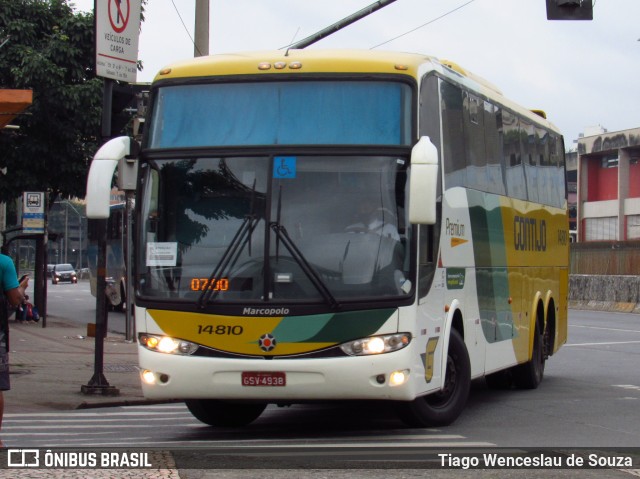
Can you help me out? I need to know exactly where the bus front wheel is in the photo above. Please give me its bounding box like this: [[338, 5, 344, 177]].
[[396, 329, 471, 427], [185, 400, 267, 427]]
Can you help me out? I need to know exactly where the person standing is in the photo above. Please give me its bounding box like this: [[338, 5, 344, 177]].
[[0, 253, 29, 446]]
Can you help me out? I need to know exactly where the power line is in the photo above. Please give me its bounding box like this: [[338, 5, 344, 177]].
[[170, 0, 201, 56], [370, 0, 476, 49]]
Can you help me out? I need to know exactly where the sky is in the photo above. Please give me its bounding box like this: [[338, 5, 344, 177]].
[[72, 0, 640, 148]]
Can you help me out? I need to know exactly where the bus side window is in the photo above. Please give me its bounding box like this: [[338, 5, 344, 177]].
[[419, 74, 441, 155], [146, 169, 160, 235], [418, 74, 442, 299], [502, 111, 527, 201], [483, 101, 506, 195], [441, 81, 466, 189], [418, 212, 441, 298]]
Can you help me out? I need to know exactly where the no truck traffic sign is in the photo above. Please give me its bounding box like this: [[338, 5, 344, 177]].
[[96, 0, 141, 83]]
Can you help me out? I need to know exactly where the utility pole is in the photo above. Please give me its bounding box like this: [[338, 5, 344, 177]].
[[194, 0, 209, 57], [546, 0, 593, 20]]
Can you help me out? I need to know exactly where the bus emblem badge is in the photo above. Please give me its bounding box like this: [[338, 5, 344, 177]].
[[258, 333, 277, 352]]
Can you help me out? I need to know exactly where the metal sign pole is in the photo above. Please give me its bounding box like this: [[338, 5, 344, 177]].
[[125, 191, 134, 342], [81, 218, 119, 396], [81, 76, 120, 396]]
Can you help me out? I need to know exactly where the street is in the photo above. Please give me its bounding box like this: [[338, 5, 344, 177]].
[[3, 292, 640, 477], [38, 280, 129, 335], [7, 295, 640, 452]]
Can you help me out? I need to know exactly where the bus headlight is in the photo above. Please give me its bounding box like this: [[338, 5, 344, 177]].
[[141, 369, 156, 384], [389, 369, 410, 386], [340, 333, 411, 356], [139, 334, 198, 355]]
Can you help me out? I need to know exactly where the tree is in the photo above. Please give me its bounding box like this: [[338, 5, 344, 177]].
[[0, 0, 102, 206]]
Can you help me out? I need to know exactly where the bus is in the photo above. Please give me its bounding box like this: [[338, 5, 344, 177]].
[[86, 49, 569, 428], [87, 202, 127, 311]]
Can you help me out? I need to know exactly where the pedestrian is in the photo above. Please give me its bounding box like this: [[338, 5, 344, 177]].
[[16, 294, 38, 324], [16, 294, 32, 323], [0, 253, 29, 447]]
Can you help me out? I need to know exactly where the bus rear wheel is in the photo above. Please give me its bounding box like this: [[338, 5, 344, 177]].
[[512, 322, 545, 389], [396, 329, 470, 427], [185, 400, 267, 427]]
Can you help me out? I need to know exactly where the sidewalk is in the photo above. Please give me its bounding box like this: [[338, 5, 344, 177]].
[[5, 316, 149, 414]]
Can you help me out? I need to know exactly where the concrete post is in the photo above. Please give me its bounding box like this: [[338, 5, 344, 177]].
[[618, 148, 630, 241], [194, 0, 209, 57], [577, 151, 589, 241]]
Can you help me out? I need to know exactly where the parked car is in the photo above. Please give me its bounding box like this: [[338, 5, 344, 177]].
[[47, 264, 55, 277], [51, 264, 78, 284]]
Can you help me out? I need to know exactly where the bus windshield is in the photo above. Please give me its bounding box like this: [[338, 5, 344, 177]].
[[148, 80, 412, 148], [138, 155, 412, 306]]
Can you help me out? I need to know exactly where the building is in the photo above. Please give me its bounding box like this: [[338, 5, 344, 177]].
[[576, 127, 640, 241], [565, 149, 577, 234]]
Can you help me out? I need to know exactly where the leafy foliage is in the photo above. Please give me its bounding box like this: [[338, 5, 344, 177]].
[[0, 0, 102, 205]]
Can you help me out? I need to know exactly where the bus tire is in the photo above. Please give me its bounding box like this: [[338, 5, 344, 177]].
[[512, 322, 545, 389], [396, 329, 470, 427], [185, 400, 267, 427]]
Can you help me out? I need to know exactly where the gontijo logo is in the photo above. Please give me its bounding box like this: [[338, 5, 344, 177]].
[[513, 215, 547, 251]]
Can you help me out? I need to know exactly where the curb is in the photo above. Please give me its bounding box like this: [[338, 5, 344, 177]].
[[569, 300, 640, 314]]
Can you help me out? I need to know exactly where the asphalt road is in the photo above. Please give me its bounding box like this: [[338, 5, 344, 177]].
[[40, 286, 640, 448], [42, 279, 130, 335], [13, 290, 640, 477]]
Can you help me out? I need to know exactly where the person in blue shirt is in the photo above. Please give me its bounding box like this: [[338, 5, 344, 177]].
[[0, 253, 29, 446]]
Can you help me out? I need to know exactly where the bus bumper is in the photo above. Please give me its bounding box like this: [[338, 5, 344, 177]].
[[137, 346, 420, 402]]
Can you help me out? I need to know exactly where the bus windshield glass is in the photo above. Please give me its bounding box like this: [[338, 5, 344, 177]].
[[148, 80, 412, 148], [138, 155, 412, 305]]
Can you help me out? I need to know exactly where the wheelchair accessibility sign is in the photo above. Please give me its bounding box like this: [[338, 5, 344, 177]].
[[273, 156, 296, 179]]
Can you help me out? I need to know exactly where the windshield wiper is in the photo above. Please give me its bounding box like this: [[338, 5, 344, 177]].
[[197, 181, 258, 309], [270, 222, 339, 309], [270, 185, 339, 309]]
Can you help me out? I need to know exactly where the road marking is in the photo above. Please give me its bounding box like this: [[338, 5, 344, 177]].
[[565, 340, 640, 347], [613, 384, 640, 391], [571, 325, 640, 334]]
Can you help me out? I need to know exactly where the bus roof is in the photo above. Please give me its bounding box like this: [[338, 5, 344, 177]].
[[153, 49, 436, 81], [153, 49, 561, 135]]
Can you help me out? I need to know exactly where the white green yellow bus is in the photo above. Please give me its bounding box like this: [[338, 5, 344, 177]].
[[86, 49, 569, 428]]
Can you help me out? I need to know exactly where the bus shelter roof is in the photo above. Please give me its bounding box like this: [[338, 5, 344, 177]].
[[0, 89, 33, 129]]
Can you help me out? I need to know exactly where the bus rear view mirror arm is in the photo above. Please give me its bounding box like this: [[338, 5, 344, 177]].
[[408, 136, 439, 225], [85, 136, 139, 219]]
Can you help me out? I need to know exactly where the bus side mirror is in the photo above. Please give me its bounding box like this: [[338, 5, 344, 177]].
[[86, 136, 138, 219], [408, 136, 439, 225]]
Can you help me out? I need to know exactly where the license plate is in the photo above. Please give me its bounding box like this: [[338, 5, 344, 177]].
[[241, 371, 286, 387]]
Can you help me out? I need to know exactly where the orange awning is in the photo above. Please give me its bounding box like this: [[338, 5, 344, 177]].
[[0, 89, 33, 129]]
